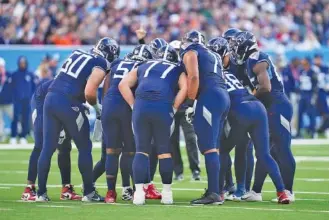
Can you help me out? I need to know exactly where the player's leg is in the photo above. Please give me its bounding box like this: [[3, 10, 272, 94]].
[[132, 100, 152, 205], [219, 130, 238, 201], [180, 112, 201, 180], [245, 141, 254, 192], [59, 100, 98, 202], [233, 135, 250, 200], [308, 103, 317, 138], [270, 99, 295, 198], [10, 102, 20, 144], [152, 104, 175, 205], [19, 98, 30, 143], [297, 97, 305, 137], [191, 89, 230, 205], [247, 101, 289, 204], [36, 95, 62, 201], [92, 136, 106, 184], [22, 105, 40, 201], [101, 101, 122, 203], [144, 140, 161, 199], [171, 115, 184, 180], [120, 108, 135, 201], [57, 132, 81, 200]]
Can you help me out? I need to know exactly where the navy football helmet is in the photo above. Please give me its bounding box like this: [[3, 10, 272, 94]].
[[207, 37, 229, 58], [230, 31, 258, 65], [181, 30, 206, 45], [156, 45, 179, 63], [222, 28, 241, 41], [93, 37, 120, 63], [130, 45, 153, 61], [149, 38, 168, 55]]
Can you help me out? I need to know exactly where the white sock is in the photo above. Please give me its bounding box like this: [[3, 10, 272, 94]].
[[144, 183, 150, 189], [135, 184, 144, 193], [162, 184, 171, 192]]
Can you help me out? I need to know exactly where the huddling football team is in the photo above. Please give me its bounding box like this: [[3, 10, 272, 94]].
[[20, 27, 296, 205]]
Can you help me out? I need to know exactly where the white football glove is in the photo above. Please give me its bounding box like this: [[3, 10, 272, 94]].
[[82, 103, 90, 115], [185, 99, 197, 124], [93, 103, 102, 119]]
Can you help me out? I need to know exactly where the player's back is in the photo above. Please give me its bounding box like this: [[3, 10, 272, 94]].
[[106, 58, 139, 99], [136, 59, 183, 103], [181, 43, 226, 92], [49, 49, 108, 102], [33, 79, 53, 108], [246, 51, 284, 95], [224, 67, 255, 104]]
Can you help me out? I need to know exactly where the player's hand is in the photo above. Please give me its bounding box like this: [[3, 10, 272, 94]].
[[173, 107, 177, 115], [185, 99, 197, 124], [135, 24, 147, 40], [93, 103, 102, 119], [82, 103, 90, 115]]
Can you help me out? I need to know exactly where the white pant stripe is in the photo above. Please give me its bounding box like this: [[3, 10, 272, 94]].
[[76, 112, 84, 132], [280, 114, 291, 133], [202, 106, 212, 127]]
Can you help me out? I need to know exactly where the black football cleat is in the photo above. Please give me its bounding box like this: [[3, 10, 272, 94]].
[[190, 189, 224, 205]]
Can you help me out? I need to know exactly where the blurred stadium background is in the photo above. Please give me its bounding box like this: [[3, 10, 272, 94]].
[[0, 0, 329, 142]]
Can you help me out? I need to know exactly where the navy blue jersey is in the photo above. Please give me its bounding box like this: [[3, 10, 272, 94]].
[[33, 79, 53, 109], [246, 51, 284, 94], [49, 50, 108, 102], [314, 65, 329, 93], [106, 58, 140, 97], [224, 68, 255, 103], [180, 43, 226, 92], [135, 60, 183, 103], [299, 68, 318, 95]]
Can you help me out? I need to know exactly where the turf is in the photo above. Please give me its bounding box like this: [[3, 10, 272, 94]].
[[0, 144, 328, 220]]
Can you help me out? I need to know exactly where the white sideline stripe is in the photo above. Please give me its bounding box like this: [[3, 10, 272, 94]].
[[1, 183, 329, 195], [37, 205, 77, 208], [0, 138, 328, 150]]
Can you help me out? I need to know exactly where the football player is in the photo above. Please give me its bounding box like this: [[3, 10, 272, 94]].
[[36, 37, 119, 202], [297, 58, 318, 138], [101, 45, 153, 203], [134, 28, 167, 198], [181, 30, 230, 205], [208, 37, 290, 204], [313, 54, 329, 135], [21, 79, 81, 201], [230, 31, 296, 202], [119, 45, 187, 205]]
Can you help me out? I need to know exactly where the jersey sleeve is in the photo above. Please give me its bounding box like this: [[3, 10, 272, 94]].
[[179, 43, 199, 60], [93, 56, 110, 73]]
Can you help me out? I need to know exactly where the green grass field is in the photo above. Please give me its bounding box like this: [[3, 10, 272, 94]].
[[0, 144, 328, 220]]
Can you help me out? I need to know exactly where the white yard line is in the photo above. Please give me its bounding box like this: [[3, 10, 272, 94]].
[[0, 208, 13, 211], [0, 187, 10, 189]]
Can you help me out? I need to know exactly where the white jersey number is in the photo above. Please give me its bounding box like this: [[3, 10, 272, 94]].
[[61, 51, 93, 79], [144, 61, 176, 78]]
